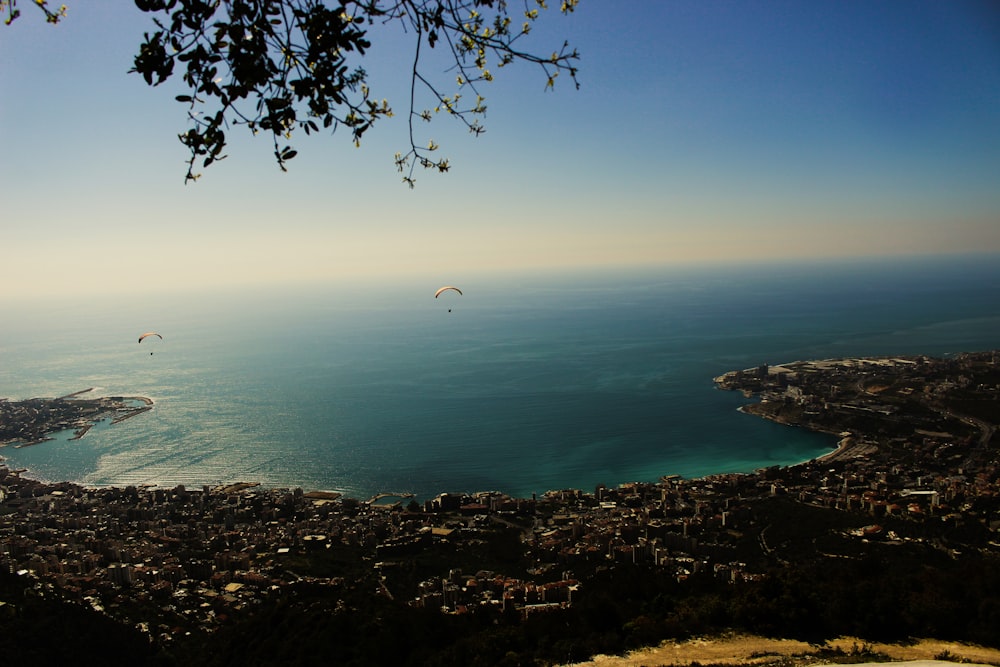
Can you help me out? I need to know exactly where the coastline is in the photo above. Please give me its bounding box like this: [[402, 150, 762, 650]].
[[3, 352, 999, 665], [722, 353, 1000, 473], [809, 434, 879, 465], [735, 404, 850, 468]]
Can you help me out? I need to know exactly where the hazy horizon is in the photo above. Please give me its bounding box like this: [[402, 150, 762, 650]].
[[2, 250, 997, 306], [2, 2, 998, 300]]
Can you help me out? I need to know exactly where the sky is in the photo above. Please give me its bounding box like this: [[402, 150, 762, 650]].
[[2, 1, 999, 299]]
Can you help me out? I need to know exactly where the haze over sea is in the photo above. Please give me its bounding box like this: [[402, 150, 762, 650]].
[[2, 255, 999, 501]]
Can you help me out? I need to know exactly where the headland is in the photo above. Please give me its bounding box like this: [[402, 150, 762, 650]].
[[714, 351, 999, 472]]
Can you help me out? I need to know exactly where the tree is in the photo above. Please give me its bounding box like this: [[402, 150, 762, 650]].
[[1, 0, 66, 25], [7, 1, 579, 185], [4, 0, 576, 186]]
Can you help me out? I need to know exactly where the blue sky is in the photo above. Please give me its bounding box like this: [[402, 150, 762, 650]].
[[2, 1, 998, 298]]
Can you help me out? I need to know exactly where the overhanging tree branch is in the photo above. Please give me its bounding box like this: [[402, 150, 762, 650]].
[[126, 0, 579, 184]]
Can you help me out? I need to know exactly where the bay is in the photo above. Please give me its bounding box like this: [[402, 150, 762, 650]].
[[2, 254, 998, 501]]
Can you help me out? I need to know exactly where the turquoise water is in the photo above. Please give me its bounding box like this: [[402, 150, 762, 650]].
[[2, 255, 999, 500]]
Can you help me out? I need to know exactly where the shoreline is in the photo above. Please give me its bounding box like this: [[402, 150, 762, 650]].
[[809, 434, 879, 464], [736, 404, 849, 468], [5, 346, 996, 498]]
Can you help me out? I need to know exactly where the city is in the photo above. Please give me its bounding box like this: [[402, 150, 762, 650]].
[[1, 351, 998, 662]]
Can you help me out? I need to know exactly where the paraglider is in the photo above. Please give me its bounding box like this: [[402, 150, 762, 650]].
[[138, 332, 162, 354], [434, 286, 462, 298], [435, 286, 462, 312]]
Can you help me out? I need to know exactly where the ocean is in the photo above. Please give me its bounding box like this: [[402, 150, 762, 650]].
[[2, 254, 999, 501]]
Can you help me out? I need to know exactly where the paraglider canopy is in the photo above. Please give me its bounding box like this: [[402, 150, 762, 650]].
[[138, 332, 162, 343], [434, 286, 462, 298]]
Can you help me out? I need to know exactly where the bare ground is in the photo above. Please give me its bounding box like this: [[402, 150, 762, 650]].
[[563, 635, 1000, 667]]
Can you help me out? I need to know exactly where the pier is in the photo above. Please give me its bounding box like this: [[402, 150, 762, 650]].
[[57, 388, 94, 399], [365, 493, 415, 508], [69, 423, 94, 440], [112, 405, 152, 424]]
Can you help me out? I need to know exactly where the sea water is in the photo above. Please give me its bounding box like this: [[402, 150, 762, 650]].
[[2, 254, 999, 500]]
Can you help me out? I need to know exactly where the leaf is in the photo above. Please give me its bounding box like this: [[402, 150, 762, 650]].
[[126, 0, 580, 185]]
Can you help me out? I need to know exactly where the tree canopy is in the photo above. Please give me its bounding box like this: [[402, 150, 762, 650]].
[[6, 0, 579, 185]]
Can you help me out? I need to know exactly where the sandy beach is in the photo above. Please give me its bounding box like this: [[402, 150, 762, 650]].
[[810, 435, 880, 464]]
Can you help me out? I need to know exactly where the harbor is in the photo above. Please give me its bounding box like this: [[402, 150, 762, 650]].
[[1, 391, 154, 448]]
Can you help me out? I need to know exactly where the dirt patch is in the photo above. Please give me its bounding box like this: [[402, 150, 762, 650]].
[[563, 635, 1000, 667]]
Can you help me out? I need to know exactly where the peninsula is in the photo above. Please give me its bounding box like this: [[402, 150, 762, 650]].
[[714, 350, 999, 471]]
